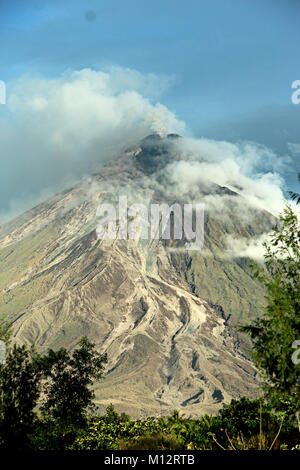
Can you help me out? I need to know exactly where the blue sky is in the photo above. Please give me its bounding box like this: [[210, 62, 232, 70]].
[[0, 0, 299, 218]]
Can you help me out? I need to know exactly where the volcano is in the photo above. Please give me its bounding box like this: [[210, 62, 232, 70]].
[[0, 134, 276, 418]]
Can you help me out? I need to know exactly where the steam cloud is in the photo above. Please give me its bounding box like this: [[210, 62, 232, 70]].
[[0, 66, 184, 223], [0, 65, 298, 238], [165, 137, 293, 216]]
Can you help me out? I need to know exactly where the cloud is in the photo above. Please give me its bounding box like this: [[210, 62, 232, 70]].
[[223, 233, 272, 262], [164, 137, 293, 217], [0, 66, 184, 223], [196, 105, 300, 194], [0, 66, 298, 228]]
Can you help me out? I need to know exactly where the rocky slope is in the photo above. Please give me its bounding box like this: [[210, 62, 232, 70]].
[[0, 134, 276, 417]]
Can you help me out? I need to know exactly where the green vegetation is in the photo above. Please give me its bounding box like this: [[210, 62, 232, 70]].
[[1, 390, 299, 450], [1, 329, 299, 450], [35, 337, 107, 427], [0, 336, 107, 449], [0, 203, 299, 451], [241, 204, 300, 422], [0, 344, 41, 449], [70, 399, 299, 451]]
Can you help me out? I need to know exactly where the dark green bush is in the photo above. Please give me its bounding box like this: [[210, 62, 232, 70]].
[[119, 432, 184, 450]]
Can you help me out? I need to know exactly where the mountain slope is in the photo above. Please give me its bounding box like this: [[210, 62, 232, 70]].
[[0, 135, 275, 417]]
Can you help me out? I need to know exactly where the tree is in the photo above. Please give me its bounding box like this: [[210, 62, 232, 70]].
[[0, 344, 41, 449], [36, 337, 107, 428], [241, 204, 300, 421], [0, 335, 107, 448]]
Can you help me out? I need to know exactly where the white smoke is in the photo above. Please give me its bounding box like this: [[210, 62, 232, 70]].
[[0, 66, 298, 227], [0, 67, 185, 223], [223, 233, 272, 262], [166, 137, 294, 217]]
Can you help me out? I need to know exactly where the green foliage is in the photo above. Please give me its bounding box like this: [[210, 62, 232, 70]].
[[219, 397, 271, 437], [119, 432, 184, 450], [0, 344, 41, 449], [30, 414, 79, 451], [241, 205, 300, 415], [0, 329, 298, 450], [186, 398, 299, 450], [0, 336, 107, 449], [71, 399, 299, 451], [1, 372, 299, 452], [36, 337, 107, 428], [71, 406, 167, 450]]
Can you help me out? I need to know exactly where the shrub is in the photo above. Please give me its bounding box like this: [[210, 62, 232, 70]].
[[118, 432, 184, 450]]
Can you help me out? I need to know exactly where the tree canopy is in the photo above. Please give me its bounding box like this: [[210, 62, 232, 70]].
[[241, 204, 300, 418], [0, 337, 107, 448]]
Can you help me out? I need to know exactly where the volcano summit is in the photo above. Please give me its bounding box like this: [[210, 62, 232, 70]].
[[0, 134, 276, 417]]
